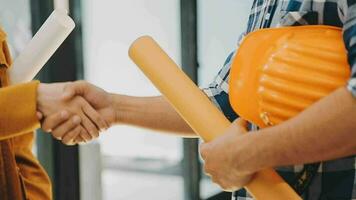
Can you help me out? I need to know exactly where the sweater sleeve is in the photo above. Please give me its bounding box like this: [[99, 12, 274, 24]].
[[0, 81, 40, 140]]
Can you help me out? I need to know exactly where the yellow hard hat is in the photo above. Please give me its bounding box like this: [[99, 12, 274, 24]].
[[229, 25, 351, 127]]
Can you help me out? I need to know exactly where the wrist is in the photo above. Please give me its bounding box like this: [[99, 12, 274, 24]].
[[249, 129, 288, 171], [110, 94, 143, 125], [233, 133, 274, 174], [36, 83, 47, 110], [110, 93, 125, 124]]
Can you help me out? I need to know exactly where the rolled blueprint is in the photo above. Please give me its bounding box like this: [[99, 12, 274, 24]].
[[129, 36, 301, 200], [8, 9, 75, 84]]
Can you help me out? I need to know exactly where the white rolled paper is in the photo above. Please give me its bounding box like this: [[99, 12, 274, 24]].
[[8, 9, 75, 84]]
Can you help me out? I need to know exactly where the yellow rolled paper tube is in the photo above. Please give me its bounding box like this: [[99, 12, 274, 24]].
[[129, 36, 301, 200]]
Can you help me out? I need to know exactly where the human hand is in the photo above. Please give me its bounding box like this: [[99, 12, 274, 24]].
[[37, 82, 108, 145], [44, 81, 117, 144], [62, 81, 117, 125], [199, 119, 254, 192]]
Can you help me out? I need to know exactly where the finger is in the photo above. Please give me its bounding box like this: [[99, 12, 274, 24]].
[[234, 118, 248, 128], [73, 134, 86, 144], [211, 177, 219, 185], [62, 81, 87, 100], [82, 101, 108, 130], [42, 111, 69, 132], [199, 143, 210, 160], [61, 82, 76, 100], [80, 112, 99, 140], [52, 116, 81, 140], [203, 164, 211, 176], [37, 112, 43, 120], [62, 125, 82, 145], [78, 128, 92, 143], [219, 183, 233, 192]]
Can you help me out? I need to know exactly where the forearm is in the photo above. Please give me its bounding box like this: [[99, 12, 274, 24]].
[[111, 94, 196, 137], [245, 87, 356, 171]]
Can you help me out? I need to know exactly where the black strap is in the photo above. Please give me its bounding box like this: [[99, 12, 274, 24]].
[[292, 162, 321, 195]]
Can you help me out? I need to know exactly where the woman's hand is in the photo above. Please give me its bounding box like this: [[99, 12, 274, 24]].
[[36, 82, 108, 145]]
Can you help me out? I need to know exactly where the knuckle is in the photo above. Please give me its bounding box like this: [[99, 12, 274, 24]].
[[199, 150, 206, 159], [205, 166, 212, 174], [211, 177, 219, 185], [203, 165, 210, 174], [63, 81, 73, 90], [199, 145, 209, 158], [220, 183, 229, 190], [76, 80, 88, 88]]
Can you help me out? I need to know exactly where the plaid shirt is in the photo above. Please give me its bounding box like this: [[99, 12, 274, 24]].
[[202, 0, 356, 199]]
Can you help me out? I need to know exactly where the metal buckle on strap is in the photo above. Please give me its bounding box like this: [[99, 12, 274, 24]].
[[260, 112, 274, 126]]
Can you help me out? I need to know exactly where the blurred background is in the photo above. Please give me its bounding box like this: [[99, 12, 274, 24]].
[[0, 0, 251, 199]]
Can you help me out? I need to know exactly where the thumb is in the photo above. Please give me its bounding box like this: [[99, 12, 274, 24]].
[[62, 81, 86, 100]]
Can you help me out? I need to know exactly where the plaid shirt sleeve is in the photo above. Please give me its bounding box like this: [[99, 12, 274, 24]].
[[202, 51, 239, 122], [342, 1, 356, 97]]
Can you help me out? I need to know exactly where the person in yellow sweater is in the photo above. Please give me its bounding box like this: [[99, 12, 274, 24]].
[[0, 28, 107, 199]]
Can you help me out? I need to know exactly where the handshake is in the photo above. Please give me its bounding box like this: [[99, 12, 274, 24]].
[[36, 81, 117, 145]]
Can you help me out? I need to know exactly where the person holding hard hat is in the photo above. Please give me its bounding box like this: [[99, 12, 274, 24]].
[[0, 27, 108, 199], [44, 0, 356, 199]]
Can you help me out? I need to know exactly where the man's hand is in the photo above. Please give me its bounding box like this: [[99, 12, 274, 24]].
[[200, 119, 254, 192], [42, 81, 117, 144], [62, 81, 117, 126], [37, 83, 108, 145]]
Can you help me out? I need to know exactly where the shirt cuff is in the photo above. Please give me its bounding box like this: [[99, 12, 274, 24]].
[[202, 87, 239, 122]]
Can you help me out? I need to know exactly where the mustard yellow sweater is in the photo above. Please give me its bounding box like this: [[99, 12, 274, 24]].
[[0, 26, 52, 200]]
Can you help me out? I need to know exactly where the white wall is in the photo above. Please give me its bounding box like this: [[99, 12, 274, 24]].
[[82, 1, 254, 199], [197, 1, 253, 198], [198, 0, 253, 86], [82, 0, 182, 160], [0, 0, 32, 57]]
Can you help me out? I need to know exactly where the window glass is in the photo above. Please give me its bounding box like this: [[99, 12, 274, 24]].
[[82, 1, 183, 199], [197, 0, 253, 198], [0, 1, 32, 59]]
